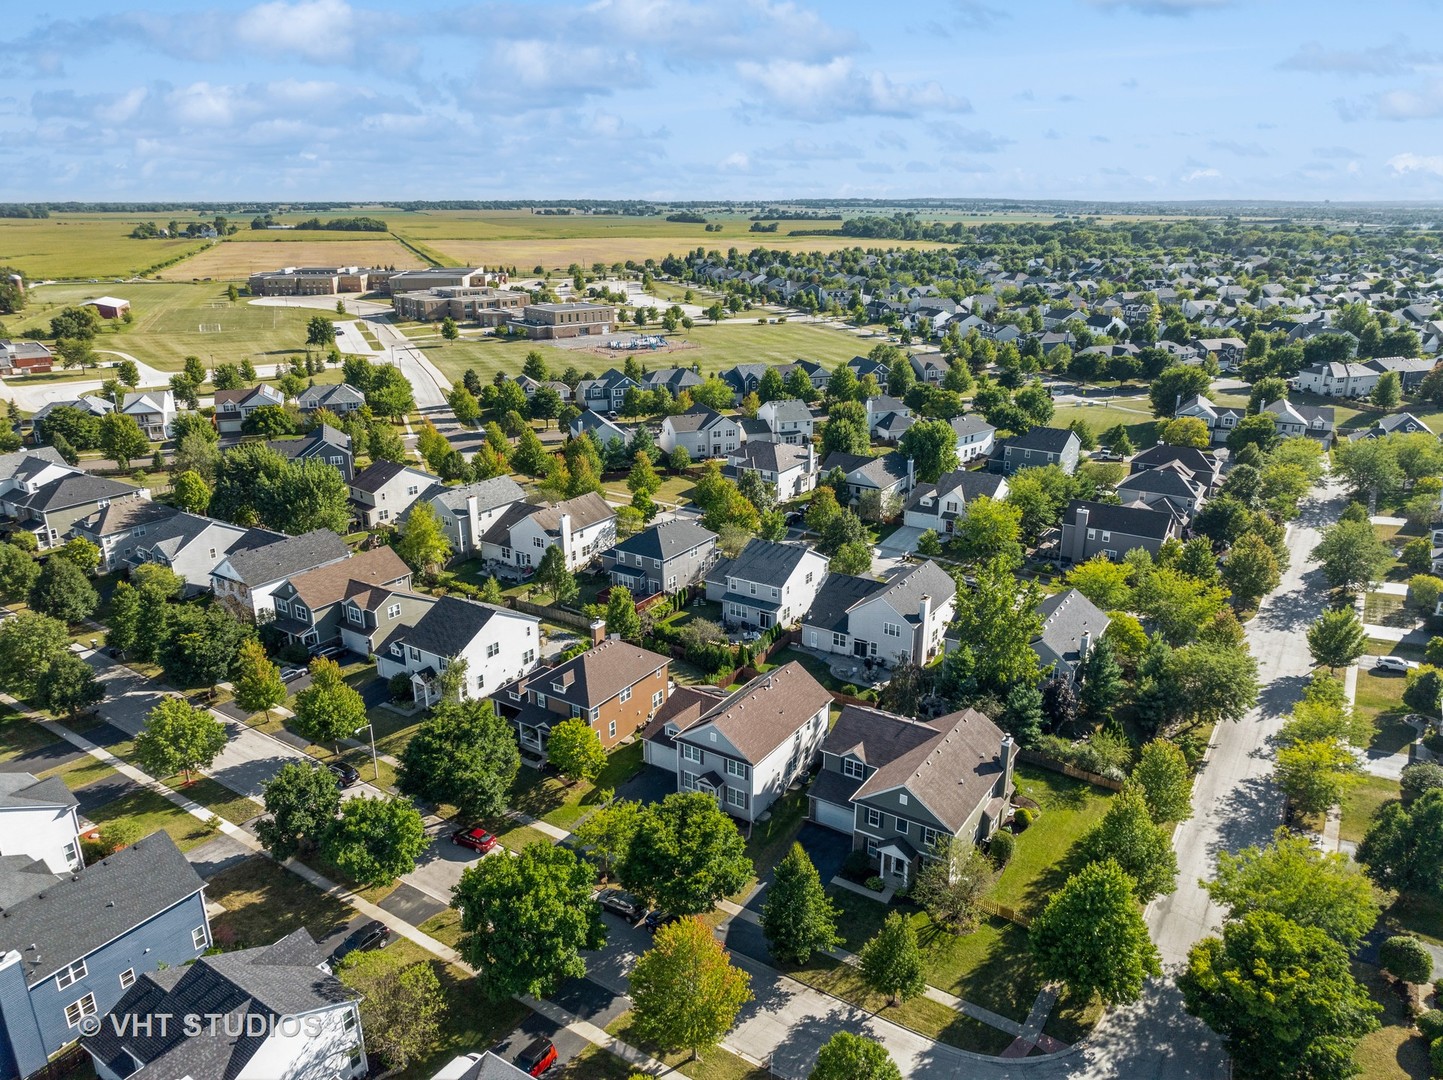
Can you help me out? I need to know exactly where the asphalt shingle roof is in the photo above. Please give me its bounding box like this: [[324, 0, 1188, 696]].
[[388, 595, 515, 659], [610, 519, 716, 563], [524, 639, 669, 708], [675, 661, 832, 763], [218, 529, 349, 586]]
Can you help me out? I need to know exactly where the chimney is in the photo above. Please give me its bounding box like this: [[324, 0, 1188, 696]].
[[906, 457, 915, 490], [466, 494, 479, 550], [999, 733, 1015, 796], [1079, 630, 1092, 662], [916, 594, 931, 664], [589, 618, 606, 646], [806, 442, 815, 476], [559, 512, 573, 568]]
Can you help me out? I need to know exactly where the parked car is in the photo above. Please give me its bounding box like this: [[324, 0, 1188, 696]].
[[452, 826, 499, 854], [327, 761, 361, 788], [280, 666, 306, 682], [643, 910, 679, 934], [595, 887, 645, 922], [517, 1037, 558, 1077], [1374, 656, 1419, 673], [331, 919, 390, 962]]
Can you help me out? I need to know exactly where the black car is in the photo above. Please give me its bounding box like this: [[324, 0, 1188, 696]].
[[643, 910, 679, 934], [331, 919, 390, 962], [327, 761, 361, 788], [595, 887, 645, 922]]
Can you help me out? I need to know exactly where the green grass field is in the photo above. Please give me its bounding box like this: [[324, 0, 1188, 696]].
[[989, 765, 1115, 917], [0, 214, 210, 279]]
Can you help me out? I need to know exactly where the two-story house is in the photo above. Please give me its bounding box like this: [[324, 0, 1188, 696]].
[[569, 410, 634, 448], [0, 774, 81, 874], [1347, 412, 1435, 442], [996, 427, 1081, 476], [211, 529, 351, 621], [213, 384, 285, 435], [1262, 398, 1335, 447], [950, 415, 996, 464], [901, 470, 1009, 536], [0, 832, 209, 1080], [268, 423, 354, 481], [411, 476, 526, 558], [800, 559, 956, 667], [79, 504, 279, 594], [808, 704, 1016, 889], [725, 441, 817, 501], [83, 929, 365, 1080], [1129, 443, 1223, 494], [0, 457, 148, 551], [704, 538, 829, 631], [297, 381, 367, 416], [658, 407, 742, 460], [269, 547, 415, 654], [600, 519, 718, 596], [1114, 463, 1207, 522], [754, 399, 816, 445], [864, 395, 913, 444], [655, 662, 831, 824], [1031, 588, 1111, 682], [717, 364, 771, 403], [120, 391, 177, 441], [908, 352, 950, 385], [819, 451, 915, 508], [479, 492, 616, 573], [1059, 500, 1181, 564], [495, 639, 670, 760], [575, 369, 640, 414], [349, 460, 434, 529], [376, 595, 541, 706]]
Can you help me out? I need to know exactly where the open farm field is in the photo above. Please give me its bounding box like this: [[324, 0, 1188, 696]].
[[0, 214, 209, 279], [156, 238, 426, 279]]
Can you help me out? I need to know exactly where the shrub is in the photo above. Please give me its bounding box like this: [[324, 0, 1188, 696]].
[[1431, 1036, 1443, 1078], [989, 831, 1015, 867], [842, 850, 872, 881], [1013, 807, 1034, 831], [388, 673, 413, 703], [1381, 935, 1434, 984], [1402, 762, 1443, 802], [1418, 1010, 1443, 1042], [840, 684, 859, 697], [865, 876, 885, 892], [1426, 732, 1443, 756], [1427, 636, 1443, 668]]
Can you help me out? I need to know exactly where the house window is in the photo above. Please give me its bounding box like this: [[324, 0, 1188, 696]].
[[608, 720, 617, 738], [64, 994, 97, 1029], [726, 758, 749, 780], [408, 646, 421, 662], [895, 817, 909, 835], [832, 632, 847, 648], [390, 643, 402, 658], [387, 604, 401, 619], [898, 793, 909, 806], [533, 536, 545, 548], [682, 772, 698, 791], [620, 686, 632, 704], [536, 693, 548, 708], [1086, 528, 1096, 540], [726, 787, 747, 810], [681, 743, 703, 763], [192, 925, 209, 950], [842, 757, 865, 780], [865, 838, 879, 857], [487, 642, 500, 658], [55, 960, 88, 991], [864, 807, 882, 829], [62, 840, 79, 867], [805, 572, 813, 584], [883, 622, 902, 638], [1100, 531, 1111, 543], [119, 968, 135, 990], [652, 689, 664, 707], [523, 649, 536, 664], [274, 600, 289, 616], [344, 1011, 357, 1032], [919, 826, 940, 849], [476, 674, 485, 690], [347, 606, 363, 624]]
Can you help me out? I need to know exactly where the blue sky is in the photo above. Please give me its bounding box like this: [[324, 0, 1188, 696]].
[[3, 0, 1443, 201]]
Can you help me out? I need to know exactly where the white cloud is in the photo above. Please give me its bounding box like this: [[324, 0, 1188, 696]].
[[1181, 167, 1220, 182], [1376, 81, 1443, 120], [1387, 152, 1443, 178], [235, 0, 358, 61], [1279, 39, 1438, 77], [736, 57, 969, 121], [1088, 0, 1232, 13]]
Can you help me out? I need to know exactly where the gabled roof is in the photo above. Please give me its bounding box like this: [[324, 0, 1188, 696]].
[[675, 661, 831, 763], [425, 475, 526, 515], [1003, 426, 1079, 454], [869, 559, 957, 620], [386, 595, 527, 659], [524, 639, 669, 707], [80, 498, 182, 538], [950, 415, 995, 439], [759, 399, 813, 423], [527, 491, 615, 533], [609, 519, 717, 562], [18, 472, 139, 513], [350, 458, 428, 493], [1033, 589, 1111, 672], [1065, 498, 1177, 540], [664, 406, 728, 433], [297, 382, 365, 408], [706, 538, 821, 589], [267, 424, 351, 462], [729, 441, 812, 474], [803, 574, 887, 632], [0, 773, 76, 811], [121, 390, 173, 415], [820, 450, 910, 489], [283, 546, 410, 610], [216, 529, 349, 586], [1130, 443, 1219, 477]]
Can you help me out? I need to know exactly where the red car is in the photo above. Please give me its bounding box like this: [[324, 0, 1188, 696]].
[[452, 826, 498, 854], [517, 1037, 557, 1076]]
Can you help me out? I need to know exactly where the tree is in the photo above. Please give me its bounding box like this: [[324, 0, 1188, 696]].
[[1150, 366, 1211, 416], [398, 697, 520, 823], [1401, 761, 1443, 802], [898, 419, 960, 483], [912, 836, 996, 932], [1311, 519, 1392, 594], [1357, 788, 1443, 896], [1206, 829, 1380, 949], [55, 537, 100, 573], [1180, 912, 1380, 1080], [630, 916, 752, 1061], [859, 912, 926, 1007], [1334, 437, 1404, 505], [1130, 739, 1192, 823], [293, 657, 368, 754], [820, 402, 871, 457], [1221, 532, 1280, 608], [627, 451, 661, 498], [1078, 788, 1179, 903], [1157, 416, 1211, 448], [1078, 636, 1124, 727], [0, 543, 37, 601], [761, 843, 841, 964], [620, 792, 752, 915], [98, 412, 149, 470], [605, 585, 642, 642], [1030, 859, 1161, 1005], [1403, 665, 1443, 715], [1378, 934, 1432, 984], [455, 841, 606, 999], [0, 612, 71, 698], [257, 761, 342, 860], [547, 718, 607, 785], [572, 798, 643, 880], [241, 404, 295, 437], [534, 544, 578, 605], [158, 604, 251, 688], [1225, 413, 1280, 456], [336, 951, 443, 1074], [28, 556, 97, 623], [133, 697, 227, 784], [394, 500, 452, 573], [943, 557, 1042, 697], [305, 314, 336, 346], [1371, 370, 1402, 409], [232, 638, 287, 720], [34, 652, 103, 720], [1274, 738, 1359, 817], [512, 428, 550, 476], [809, 1032, 902, 1080], [171, 469, 212, 514], [692, 376, 734, 411], [1001, 679, 1045, 746], [320, 795, 427, 887], [1065, 556, 1134, 610], [829, 540, 872, 576], [1306, 607, 1368, 671]]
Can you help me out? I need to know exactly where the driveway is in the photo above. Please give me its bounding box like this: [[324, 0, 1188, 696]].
[[404, 821, 502, 905], [745, 823, 848, 915], [876, 525, 930, 559]]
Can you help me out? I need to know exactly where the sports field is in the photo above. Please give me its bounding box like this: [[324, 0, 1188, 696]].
[[155, 239, 427, 280]]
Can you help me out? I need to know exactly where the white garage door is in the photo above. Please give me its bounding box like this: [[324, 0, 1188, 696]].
[[811, 797, 855, 835]]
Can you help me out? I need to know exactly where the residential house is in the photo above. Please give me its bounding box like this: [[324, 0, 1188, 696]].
[[495, 639, 670, 760], [478, 492, 616, 572], [800, 559, 956, 667], [297, 382, 366, 416], [575, 369, 640, 413], [1114, 462, 1207, 521], [1192, 337, 1246, 370], [950, 415, 996, 463], [349, 459, 434, 528], [267, 424, 354, 481], [902, 470, 1009, 536], [996, 427, 1081, 476], [0, 453, 147, 550], [269, 547, 415, 654], [807, 705, 1016, 888], [213, 384, 284, 435], [83, 929, 365, 1080], [641, 367, 703, 397], [120, 391, 177, 441], [1263, 398, 1335, 446], [717, 364, 771, 403], [658, 407, 742, 459], [1129, 443, 1223, 493], [657, 662, 832, 823], [819, 450, 915, 508], [28, 397, 112, 443], [377, 595, 542, 707], [412, 475, 526, 557], [432, 1053, 531, 1079], [1366, 355, 1434, 392], [1031, 589, 1111, 681], [1347, 412, 1434, 441], [601, 519, 718, 596], [77, 502, 278, 593], [909, 352, 950, 384], [864, 396, 913, 443], [704, 538, 829, 631], [0, 833, 208, 1080], [0, 774, 81, 874], [569, 410, 634, 448], [847, 355, 892, 390], [1295, 361, 1378, 399], [777, 359, 830, 392], [755, 399, 816, 445], [211, 529, 351, 621], [1174, 394, 1246, 445], [726, 441, 817, 501], [1060, 500, 1181, 564]]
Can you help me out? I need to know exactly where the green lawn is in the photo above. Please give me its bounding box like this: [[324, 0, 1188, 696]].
[[1363, 592, 1413, 628], [605, 1012, 770, 1080], [1338, 775, 1402, 844], [43, 755, 118, 791], [206, 854, 355, 950], [509, 741, 646, 830], [1351, 960, 1433, 1079], [0, 213, 210, 278], [1049, 401, 1157, 449], [0, 717, 64, 763], [85, 787, 219, 852], [1385, 890, 1443, 946], [163, 776, 265, 825], [1353, 670, 1419, 758], [419, 908, 462, 949]]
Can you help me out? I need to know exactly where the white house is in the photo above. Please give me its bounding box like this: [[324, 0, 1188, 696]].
[[800, 559, 956, 667], [210, 529, 351, 621], [950, 415, 996, 463], [755, 399, 816, 445], [703, 538, 829, 630], [120, 390, 177, 440], [659, 407, 742, 459], [349, 460, 434, 529], [410, 476, 526, 557], [0, 774, 81, 874], [902, 470, 1009, 535], [726, 441, 817, 501], [376, 595, 542, 706], [479, 491, 617, 573]]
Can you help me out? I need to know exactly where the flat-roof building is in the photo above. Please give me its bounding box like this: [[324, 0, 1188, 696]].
[[247, 266, 395, 296], [507, 302, 613, 340], [392, 286, 527, 324]]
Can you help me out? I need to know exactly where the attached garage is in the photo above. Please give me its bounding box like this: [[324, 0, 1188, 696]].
[[809, 795, 855, 835], [808, 769, 861, 835]]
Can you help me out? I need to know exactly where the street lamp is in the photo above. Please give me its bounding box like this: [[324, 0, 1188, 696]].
[[356, 722, 379, 781]]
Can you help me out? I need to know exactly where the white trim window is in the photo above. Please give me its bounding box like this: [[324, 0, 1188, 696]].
[[620, 685, 632, 704], [681, 743, 703, 764], [842, 757, 865, 780], [65, 994, 97, 1029], [725, 758, 749, 780], [608, 720, 617, 738], [192, 925, 209, 950], [883, 622, 902, 639], [864, 807, 882, 829], [55, 960, 87, 991], [726, 787, 747, 810]]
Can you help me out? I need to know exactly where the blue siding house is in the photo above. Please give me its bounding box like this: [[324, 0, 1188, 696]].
[[0, 832, 207, 1080]]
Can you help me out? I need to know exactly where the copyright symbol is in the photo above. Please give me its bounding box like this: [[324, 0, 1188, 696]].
[[77, 1015, 101, 1036]]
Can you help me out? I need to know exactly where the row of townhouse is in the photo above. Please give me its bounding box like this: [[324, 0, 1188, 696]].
[[1293, 355, 1433, 398], [1175, 394, 1336, 447]]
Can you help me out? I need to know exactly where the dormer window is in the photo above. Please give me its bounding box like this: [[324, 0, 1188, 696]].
[[842, 757, 865, 780]]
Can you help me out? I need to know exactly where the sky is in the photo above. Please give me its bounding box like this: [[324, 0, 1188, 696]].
[[3, 0, 1443, 202]]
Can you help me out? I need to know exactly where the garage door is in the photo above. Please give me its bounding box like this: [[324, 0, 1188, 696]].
[[810, 796, 855, 835]]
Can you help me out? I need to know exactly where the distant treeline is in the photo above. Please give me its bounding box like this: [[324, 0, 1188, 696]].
[[0, 205, 49, 218], [666, 212, 708, 224], [749, 209, 841, 220], [252, 214, 388, 232]]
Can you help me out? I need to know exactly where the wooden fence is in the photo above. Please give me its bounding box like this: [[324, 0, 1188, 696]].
[[1016, 747, 1125, 791], [978, 898, 1031, 928], [509, 597, 595, 631]]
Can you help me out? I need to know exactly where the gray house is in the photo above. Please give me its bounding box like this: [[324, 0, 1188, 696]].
[[704, 538, 829, 631], [808, 704, 1016, 889], [349, 459, 434, 528], [268, 423, 354, 481], [819, 451, 915, 507], [211, 529, 352, 621], [601, 519, 718, 596], [997, 427, 1081, 476], [269, 547, 416, 654], [1031, 588, 1111, 681], [297, 381, 366, 416], [77, 503, 279, 594], [1060, 500, 1181, 564], [412, 475, 526, 557]]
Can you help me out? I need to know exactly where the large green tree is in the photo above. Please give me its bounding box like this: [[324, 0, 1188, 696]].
[[1311, 519, 1391, 594], [1274, 738, 1359, 817], [1129, 740, 1193, 824], [98, 412, 150, 470], [231, 638, 287, 720], [336, 951, 444, 1074], [898, 419, 960, 484], [761, 842, 841, 964], [293, 656, 368, 753], [397, 696, 520, 822], [859, 912, 926, 1006], [158, 604, 252, 688], [394, 500, 452, 572], [1077, 788, 1179, 903], [319, 795, 427, 887], [34, 652, 103, 720], [630, 916, 752, 1061], [134, 697, 227, 784], [1306, 607, 1368, 671], [809, 1032, 902, 1080], [0, 612, 72, 698], [1357, 788, 1443, 897], [28, 556, 98, 623], [546, 717, 607, 785], [942, 557, 1042, 698], [620, 792, 753, 916], [257, 761, 342, 860]]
